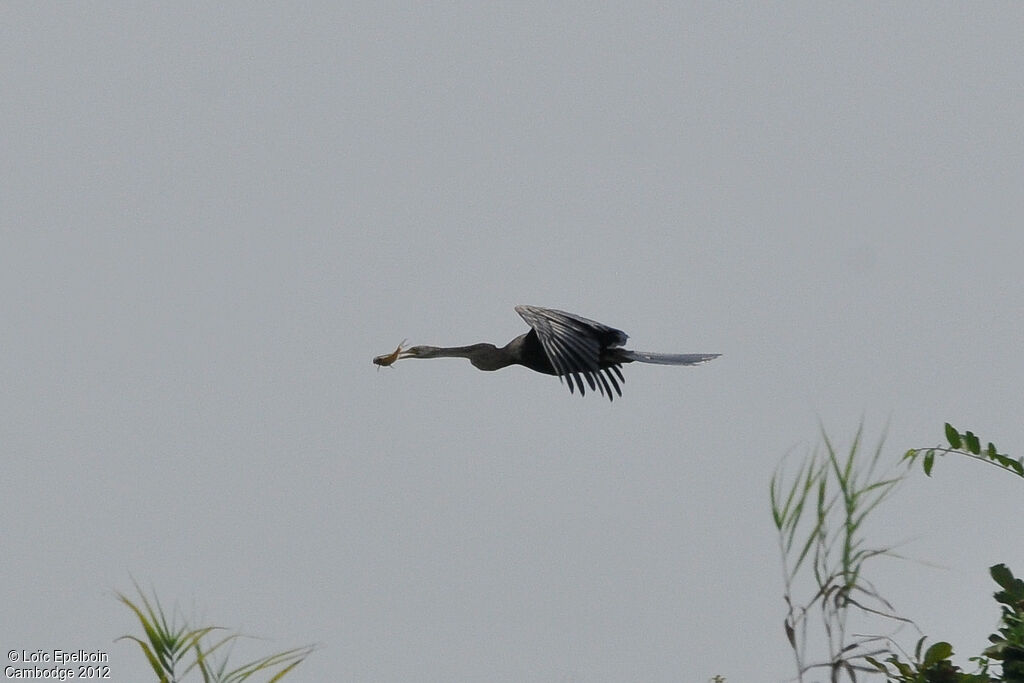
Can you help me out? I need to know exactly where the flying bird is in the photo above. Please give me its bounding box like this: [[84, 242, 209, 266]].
[[373, 305, 719, 401]]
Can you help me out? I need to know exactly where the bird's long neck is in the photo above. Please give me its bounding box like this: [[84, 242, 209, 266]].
[[414, 344, 513, 371], [412, 344, 489, 359]]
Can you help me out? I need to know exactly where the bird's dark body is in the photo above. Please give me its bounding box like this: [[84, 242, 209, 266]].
[[380, 305, 719, 401], [506, 329, 630, 376], [505, 331, 556, 374]]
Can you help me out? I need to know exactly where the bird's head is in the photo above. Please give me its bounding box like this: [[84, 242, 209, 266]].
[[372, 342, 431, 368]]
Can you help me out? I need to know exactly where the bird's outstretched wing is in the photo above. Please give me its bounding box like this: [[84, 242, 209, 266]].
[[514, 305, 627, 399]]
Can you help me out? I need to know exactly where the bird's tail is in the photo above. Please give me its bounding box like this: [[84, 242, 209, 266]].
[[621, 350, 720, 365]]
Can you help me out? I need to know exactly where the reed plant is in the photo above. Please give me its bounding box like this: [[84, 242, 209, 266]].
[[117, 583, 314, 683], [771, 425, 911, 682]]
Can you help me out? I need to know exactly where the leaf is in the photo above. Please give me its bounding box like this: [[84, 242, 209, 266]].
[[115, 636, 169, 683], [945, 423, 962, 449], [992, 564, 1015, 590], [923, 640, 953, 666], [863, 656, 889, 674], [964, 431, 981, 455], [914, 635, 927, 660], [893, 659, 915, 677], [266, 658, 306, 683], [990, 563, 1024, 607], [923, 450, 935, 476]]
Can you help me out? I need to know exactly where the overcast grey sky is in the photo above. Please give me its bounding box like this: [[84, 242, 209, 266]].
[[3, 3, 1023, 682]]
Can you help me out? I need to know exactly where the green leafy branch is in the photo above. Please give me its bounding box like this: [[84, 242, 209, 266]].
[[864, 636, 991, 682], [865, 421, 1024, 682], [862, 564, 1024, 683], [986, 564, 1024, 682], [904, 424, 1023, 478]]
